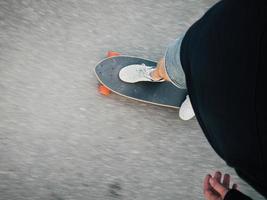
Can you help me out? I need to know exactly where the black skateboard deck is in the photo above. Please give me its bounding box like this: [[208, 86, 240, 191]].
[[95, 55, 187, 109]]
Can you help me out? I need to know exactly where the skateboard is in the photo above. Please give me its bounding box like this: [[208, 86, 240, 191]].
[[95, 51, 187, 109]]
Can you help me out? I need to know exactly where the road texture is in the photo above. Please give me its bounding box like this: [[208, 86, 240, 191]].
[[0, 0, 265, 199]]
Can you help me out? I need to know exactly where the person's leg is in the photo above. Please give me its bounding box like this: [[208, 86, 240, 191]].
[[150, 58, 171, 81], [120, 35, 185, 85], [163, 34, 195, 120]]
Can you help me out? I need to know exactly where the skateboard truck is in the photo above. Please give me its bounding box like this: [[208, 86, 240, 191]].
[[98, 51, 121, 95]]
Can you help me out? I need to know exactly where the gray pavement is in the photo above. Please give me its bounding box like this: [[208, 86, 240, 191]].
[[0, 0, 265, 199]]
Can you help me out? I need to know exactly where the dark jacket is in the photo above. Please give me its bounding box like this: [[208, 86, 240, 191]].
[[180, 0, 267, 199]]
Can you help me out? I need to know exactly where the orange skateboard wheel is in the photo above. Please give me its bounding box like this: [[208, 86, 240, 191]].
[[107, 51, 121, 58], [98, 84, 111, 96]]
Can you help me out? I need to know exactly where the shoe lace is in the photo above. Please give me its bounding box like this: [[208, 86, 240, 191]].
[[136, 64, 153, 80]]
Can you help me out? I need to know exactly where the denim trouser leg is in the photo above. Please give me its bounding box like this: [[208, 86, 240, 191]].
[[164, 33, 187, 89]]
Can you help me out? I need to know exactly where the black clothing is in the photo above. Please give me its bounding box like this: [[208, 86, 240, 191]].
[[224, 189, 252, 200], [180, 0, 267, 199]]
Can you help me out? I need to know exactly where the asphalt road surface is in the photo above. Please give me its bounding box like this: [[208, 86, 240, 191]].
[[0, 0, 265, 199]]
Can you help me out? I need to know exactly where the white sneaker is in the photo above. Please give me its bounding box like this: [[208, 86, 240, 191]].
[[179, 95, 195, 120], [119, 64, 164, 83]]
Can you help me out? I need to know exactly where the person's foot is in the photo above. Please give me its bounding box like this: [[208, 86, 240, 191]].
[[179, 95, 195, 120], [119, 64, 164, 83]]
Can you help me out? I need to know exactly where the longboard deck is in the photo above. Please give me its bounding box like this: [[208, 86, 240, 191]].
[[95, 56, 187, 109]]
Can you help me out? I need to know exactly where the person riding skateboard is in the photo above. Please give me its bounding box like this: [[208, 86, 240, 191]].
[[119, 0, 267, 199]]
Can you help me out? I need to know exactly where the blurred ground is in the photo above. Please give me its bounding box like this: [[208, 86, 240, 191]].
[[0, 0, 265, 199]]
